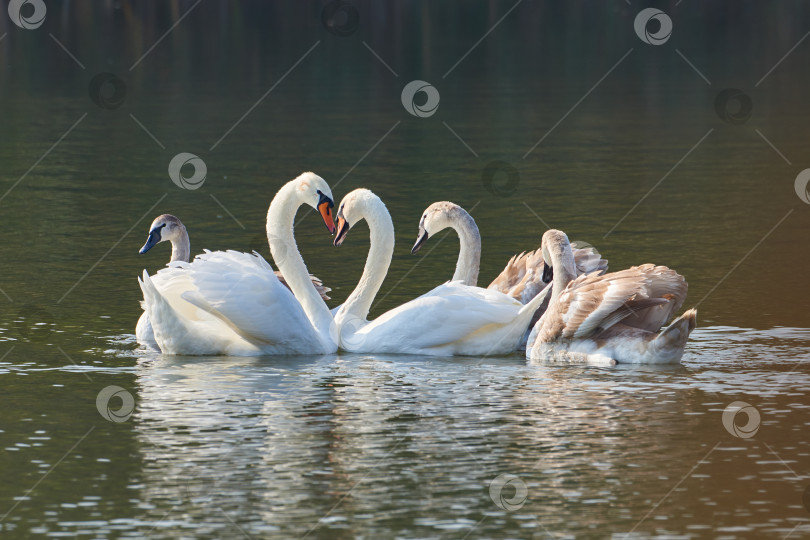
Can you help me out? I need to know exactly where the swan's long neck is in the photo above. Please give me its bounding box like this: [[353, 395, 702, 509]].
[[450, 212, 481, 285], [550, 242, 578, 304], [170, 226, 190, 263], [341, 198, 395, 322], [267, 183, 332, 332]]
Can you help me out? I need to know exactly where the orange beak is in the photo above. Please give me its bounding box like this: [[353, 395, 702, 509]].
[[318, 200, 336, 234]]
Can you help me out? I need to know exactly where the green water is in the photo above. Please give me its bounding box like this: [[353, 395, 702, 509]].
[[2, 1, 810, 538]]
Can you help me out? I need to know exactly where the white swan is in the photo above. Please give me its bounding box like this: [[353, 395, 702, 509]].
[[411, 200, 608, 317], [526, 229, 697, 365], [138, 172, 339, 356], [331, 189, 550, 356], [135, 213, 332, 350]]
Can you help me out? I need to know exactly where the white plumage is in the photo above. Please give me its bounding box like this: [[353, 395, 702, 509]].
[[332, 189, 549, 356], [137, 172, 338, 356]]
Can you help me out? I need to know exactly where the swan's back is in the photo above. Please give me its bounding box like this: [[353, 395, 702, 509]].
[[535, 264, 688, 344], [488, 244, 608, 304], [143, 250, 323, 355], [346, 281, 526, 354]]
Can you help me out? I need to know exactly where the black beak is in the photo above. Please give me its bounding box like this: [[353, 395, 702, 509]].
[[542, 262, 553, 283], [411, 228, 429, 254], [139, 229, 161, 254], [334, 217, 350, 247]]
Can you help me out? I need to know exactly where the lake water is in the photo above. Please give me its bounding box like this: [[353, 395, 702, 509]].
[[2, 1, 810, 538]]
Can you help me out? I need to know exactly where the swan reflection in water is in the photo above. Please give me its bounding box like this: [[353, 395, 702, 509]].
[[130, 326, 810, 537]]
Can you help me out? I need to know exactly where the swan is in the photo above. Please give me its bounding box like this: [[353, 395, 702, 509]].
[[526, 229, 697, 365], [135, 213, 332, 350], [331, 189, 550, 356], [411, 201, 608, 319], [137, 172, 339, 356]]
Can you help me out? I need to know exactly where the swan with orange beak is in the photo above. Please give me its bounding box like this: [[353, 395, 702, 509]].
[[138, 172, 340, 355]]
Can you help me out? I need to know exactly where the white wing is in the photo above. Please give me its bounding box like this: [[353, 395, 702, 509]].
[[343, 281, 524, 353], [140, 270, 262, 356], [135, 311, 159, 351], [143, 250, 322, 355]]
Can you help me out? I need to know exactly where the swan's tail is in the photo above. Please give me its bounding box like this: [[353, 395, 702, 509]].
[[518, 281, 552, 319], [138, 271, 158, 313], [513, 282, 553, 350], [138, 270, 190, 354], [652, 308, 697, 357]]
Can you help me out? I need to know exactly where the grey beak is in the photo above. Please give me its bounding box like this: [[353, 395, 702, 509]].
[[411, 228, 429, 254], [139, 229, 161, 254]]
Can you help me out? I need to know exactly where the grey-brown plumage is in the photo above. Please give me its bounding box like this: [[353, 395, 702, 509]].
[[527, 229, 697, 365], [488, 243, 608, 329]]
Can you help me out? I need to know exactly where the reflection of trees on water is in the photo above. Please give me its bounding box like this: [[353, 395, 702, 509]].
[[2, 1, 807, 89]]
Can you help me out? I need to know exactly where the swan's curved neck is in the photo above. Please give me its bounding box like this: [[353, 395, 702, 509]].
[[341, 199, 395, 323], [550, 242, 578, 304], [267, 183, 332, 333], [449, 212, 481, 285], [170, 227, 190, 263]]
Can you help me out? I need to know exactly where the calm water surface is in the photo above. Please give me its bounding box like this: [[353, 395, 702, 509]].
[[2, 2, 810, 538]]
